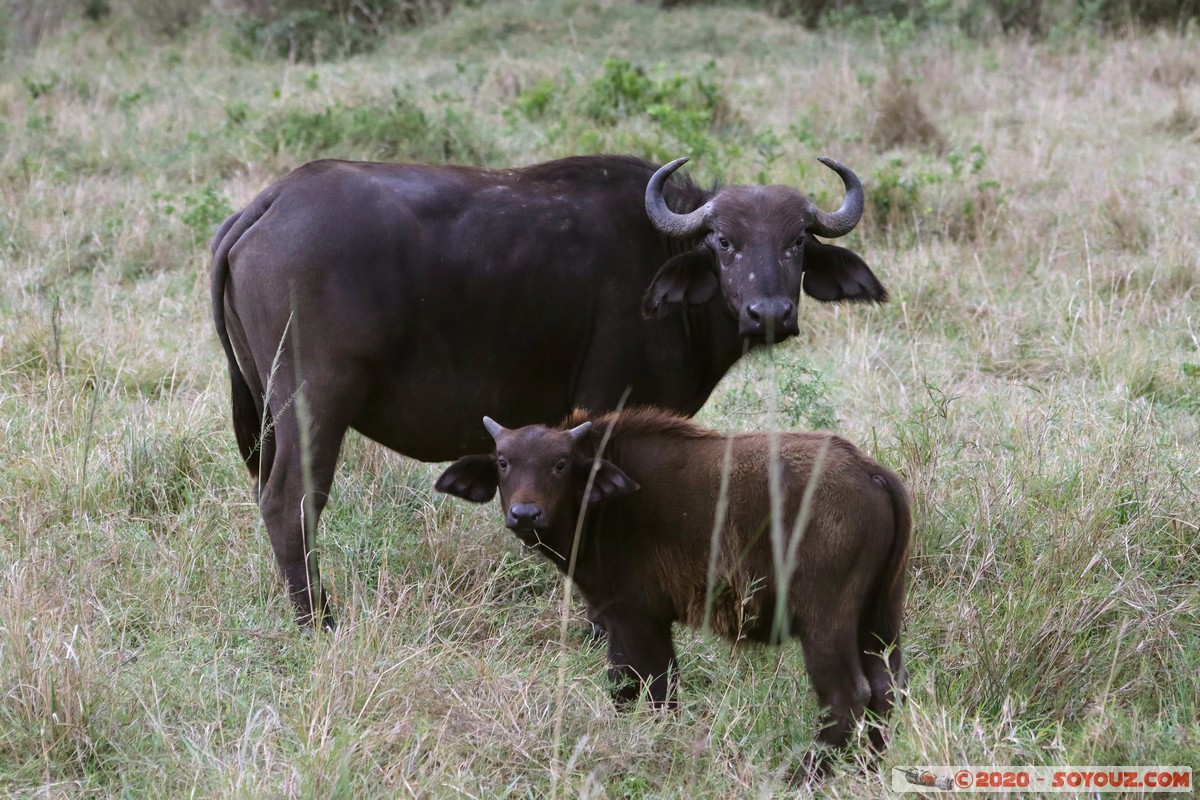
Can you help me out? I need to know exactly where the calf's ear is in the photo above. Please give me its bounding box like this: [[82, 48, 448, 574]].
[[434, 455, 497, 503], [581, 458, 640, 505], [801, 240, 888, 303], [643, 248, 718, 318]]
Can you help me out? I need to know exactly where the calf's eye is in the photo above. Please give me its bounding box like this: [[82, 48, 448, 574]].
[[497, 457, 508, 471], [553, 459, 567, 474]]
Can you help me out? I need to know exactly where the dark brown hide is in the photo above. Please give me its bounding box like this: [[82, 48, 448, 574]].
[[212, 155, 886, 626], [436, 408, 911, 769]]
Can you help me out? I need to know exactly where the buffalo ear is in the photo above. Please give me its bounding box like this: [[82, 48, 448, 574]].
[[434, 455, 497, 503], [643, 248, 718, 318], [802, 239, 888, 303], [579, 458, 640, 505]]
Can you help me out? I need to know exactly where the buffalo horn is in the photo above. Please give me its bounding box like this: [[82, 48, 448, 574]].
[[567, 421, 592, 442], [645, 158, 711, 238], [482, 416, 506, 441], [808, 157, 865, 239]]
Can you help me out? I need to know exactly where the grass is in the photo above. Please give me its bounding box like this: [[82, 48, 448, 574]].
[[2, 2, 1199, 797]]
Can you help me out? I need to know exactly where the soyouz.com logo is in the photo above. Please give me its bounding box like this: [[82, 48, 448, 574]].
[[891, 766, 1192, 793]]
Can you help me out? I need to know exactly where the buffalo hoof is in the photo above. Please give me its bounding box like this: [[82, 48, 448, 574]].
[[299, 616, 337, 636], [294, 594, 337, 633], [787, 749, 834, 788]]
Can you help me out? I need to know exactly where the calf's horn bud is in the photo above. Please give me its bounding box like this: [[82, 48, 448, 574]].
[[567, 421, 592, 442], [483, 416, 506, 441]]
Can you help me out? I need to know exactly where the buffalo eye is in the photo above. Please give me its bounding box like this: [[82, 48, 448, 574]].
[[497, 457, 508, 472], [553, 459, 567, 474], [717, 235, 731, 250]]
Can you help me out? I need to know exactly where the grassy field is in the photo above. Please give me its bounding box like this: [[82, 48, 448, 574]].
[[2, 1, 1199, 797]]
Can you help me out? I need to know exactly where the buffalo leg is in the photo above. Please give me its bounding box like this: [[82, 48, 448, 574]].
[[605, 613, 677, 708], [585, 602, 607, 640], [860, 635, 904, 754], [798, 618, 870, 775], [258, 386, 351, 630]]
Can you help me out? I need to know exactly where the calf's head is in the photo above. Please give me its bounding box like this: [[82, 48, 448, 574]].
[[435, 417, 639, 551], [644, 157, 887, 342]]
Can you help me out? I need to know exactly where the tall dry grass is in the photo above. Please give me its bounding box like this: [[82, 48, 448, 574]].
[[1, 2, 1198, 797]]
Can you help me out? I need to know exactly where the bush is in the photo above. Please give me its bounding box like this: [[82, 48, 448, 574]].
[[714, 356, 839, 430], [180, 181, 235, 245], [508, 57, 743, 177], [258, 92, 496, 165], [233, 0, 475, 61], [867, 147, 1008, 242], [869, 71, 945, 153], [0, 0, 77, 51], [650, 0, 1200, 34]]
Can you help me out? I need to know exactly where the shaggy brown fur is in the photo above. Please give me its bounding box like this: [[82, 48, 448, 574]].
[[436, 407, 911, 769]]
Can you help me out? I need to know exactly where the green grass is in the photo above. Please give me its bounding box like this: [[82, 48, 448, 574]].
[[2, 2, 1199, 797]]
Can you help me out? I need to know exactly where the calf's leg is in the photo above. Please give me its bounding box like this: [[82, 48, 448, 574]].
[[860, 635, 904, 754], [605, 614, 677, 708], [798, 614, 871, 776]]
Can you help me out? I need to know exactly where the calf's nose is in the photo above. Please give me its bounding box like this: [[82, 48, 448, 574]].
[[507, 502, 545, 530]]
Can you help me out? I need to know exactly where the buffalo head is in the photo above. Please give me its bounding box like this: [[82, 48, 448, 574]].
[[434, 416, 638, 551], [643, 157, 886, 342]]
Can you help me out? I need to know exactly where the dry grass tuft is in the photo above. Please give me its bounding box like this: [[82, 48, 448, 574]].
[[1148, 50, 1199, 88], [1160, 92, 1200, 140], [0, 561, 103, 774], [869, 69, 946, 154], [1094, 187, 1154, 252]]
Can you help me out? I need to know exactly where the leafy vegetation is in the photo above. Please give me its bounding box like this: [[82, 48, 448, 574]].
[[256, 92, 497, 164], [658, 0, 1200, 34], [1, 1, 1198, 797], [233, 0, 485, 61]]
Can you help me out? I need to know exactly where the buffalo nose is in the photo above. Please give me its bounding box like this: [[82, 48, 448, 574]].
[[741, 298, 799, 340], [506, 502, 545, 530]]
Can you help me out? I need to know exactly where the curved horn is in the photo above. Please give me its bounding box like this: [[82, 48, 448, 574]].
[[645, 157, 711, 238], [567, 421, 592, 443], [809, 157, 865, 239], [482, 416, 506, 441]]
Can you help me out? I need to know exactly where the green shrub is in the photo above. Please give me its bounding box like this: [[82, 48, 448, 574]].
[[258, 92, 496, 165], [126, 0, 205, 37], [867, 148, 1008, 242], [150, 183, 233, 250], [513, 79, 556, 119], [714, 356, 838, 430], [651, 0, 1200, 34], [507, 57, 744, 177], [233, 0, 478, 61], [582, 57, 733, 135], [180, 181, 235, 245], [869, 156, 937, 233]]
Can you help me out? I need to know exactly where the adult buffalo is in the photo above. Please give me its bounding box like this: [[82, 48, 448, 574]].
[[211, 154, 887, 627]]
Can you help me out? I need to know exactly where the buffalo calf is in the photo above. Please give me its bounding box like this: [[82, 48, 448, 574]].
[[436, 408, 911, 768]]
